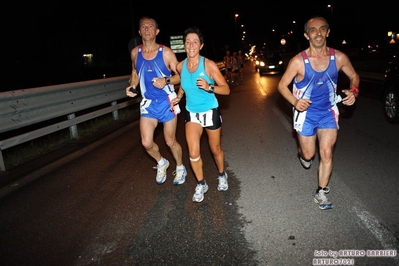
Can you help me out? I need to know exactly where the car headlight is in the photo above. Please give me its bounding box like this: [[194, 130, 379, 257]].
[[260, 61, 265, 67]]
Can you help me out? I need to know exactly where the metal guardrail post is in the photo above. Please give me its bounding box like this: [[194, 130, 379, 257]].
[[112, 101, 119, 121], [0, 151, 5, 172], [68, 113, 78, 139]]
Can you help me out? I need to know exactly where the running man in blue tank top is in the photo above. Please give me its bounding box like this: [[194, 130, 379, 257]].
[[126, 16, 187, 186], [173, 27, 230, 203], [278, 16, 360, 210]]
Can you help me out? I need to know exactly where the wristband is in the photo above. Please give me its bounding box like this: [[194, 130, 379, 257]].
[[208, 84, 215, 93], [165, 77, 170, 85], [351, 86, 359, 97]]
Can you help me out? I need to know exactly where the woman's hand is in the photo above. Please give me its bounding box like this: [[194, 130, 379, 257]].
[[196, 78, 209, 91]]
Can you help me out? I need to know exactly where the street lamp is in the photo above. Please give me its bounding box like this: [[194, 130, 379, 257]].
[[327, 5, 333, 20], [234, 14, 239, 30], [234, 14, 239, 49]]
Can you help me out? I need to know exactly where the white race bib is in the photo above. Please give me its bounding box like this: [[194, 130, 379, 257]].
[[189, 109, 214, 127]]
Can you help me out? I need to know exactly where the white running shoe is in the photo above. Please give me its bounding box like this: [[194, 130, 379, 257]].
[[299, 156, 312, 169], [155, 159, 169, 184], [314, 187, 332, 210], [172, 166, 187, 185], [192, 182, 209, 202], [217, 172, 228, 191]]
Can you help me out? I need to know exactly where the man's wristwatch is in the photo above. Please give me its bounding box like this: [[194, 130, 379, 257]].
[[165, 77, 170, 85], [208, 84, 215, 93]]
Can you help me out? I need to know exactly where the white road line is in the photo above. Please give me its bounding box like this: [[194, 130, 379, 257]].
[[352, 205, 399, 260], [272, 107, 292, 132]]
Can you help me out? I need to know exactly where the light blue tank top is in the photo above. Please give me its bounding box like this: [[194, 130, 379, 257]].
[[181, 56, 218, 113]]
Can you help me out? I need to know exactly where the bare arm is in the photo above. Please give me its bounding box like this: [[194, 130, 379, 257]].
[[201, 58, 230, 95], [335, 50, 360, 105], [126, 47, 139, 97], [175, 61, 185, 99], [163, 46, 181, 85], [277, 54, 312, 111], [169, 61, 185, 107]]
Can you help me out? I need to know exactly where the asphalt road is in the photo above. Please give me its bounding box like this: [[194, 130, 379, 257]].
[[0, 64, 398, 266]]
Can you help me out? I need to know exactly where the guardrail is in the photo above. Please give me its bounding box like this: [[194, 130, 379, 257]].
[[0, 75, 140, 171], [0, 61, 226, 172]]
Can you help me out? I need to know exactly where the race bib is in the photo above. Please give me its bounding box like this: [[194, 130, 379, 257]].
[[189, 109, 214, 127], [293, 109, 306, 132]]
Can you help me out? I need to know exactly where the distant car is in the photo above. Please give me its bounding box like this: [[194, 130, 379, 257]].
[[381, 54, 399, 124], [255, 53, 284, 75]]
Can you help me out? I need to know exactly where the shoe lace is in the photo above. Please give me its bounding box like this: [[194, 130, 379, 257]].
[[173, 168, 184, 175], [153, 163, 167, 172], [153, 166, 162, 175], [218, 175, 227, 185], [195, 184, 203, 194], [318, 190, 328, 202]]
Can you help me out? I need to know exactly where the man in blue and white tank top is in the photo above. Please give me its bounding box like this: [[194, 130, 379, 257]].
[[126, 16, 187, 186], [278, 16, 360, 210]]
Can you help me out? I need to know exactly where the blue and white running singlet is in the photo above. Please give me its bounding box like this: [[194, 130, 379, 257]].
[[136, 44, 179, 122], [292, 48, 341, 136]]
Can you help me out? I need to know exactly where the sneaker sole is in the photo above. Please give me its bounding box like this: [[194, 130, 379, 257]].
[[192, 185, 208, 202], [156, 179, 166, 185], [173, 172, 186, 185], [217, 186, 228, 191], [193, 196, 204, 203], [173, 179, 186, 185], [318, 203, 333, 210], [314, 198, 333, 210]]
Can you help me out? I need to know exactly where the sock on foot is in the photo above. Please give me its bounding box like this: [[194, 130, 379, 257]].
[[157, 158, 166, 166], [316, 187, 329, 193], [176, 165, 185, 171]]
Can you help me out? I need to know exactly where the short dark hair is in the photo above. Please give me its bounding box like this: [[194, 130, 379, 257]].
[[139, 16, 159, 29], [183, 26, 204, 44], [304, 16, 329, 33]]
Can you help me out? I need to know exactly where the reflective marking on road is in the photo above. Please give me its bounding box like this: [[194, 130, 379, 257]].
[[352, 205, 399, 263], [272, 107, 292, 132], [256, 81, 267, 96]]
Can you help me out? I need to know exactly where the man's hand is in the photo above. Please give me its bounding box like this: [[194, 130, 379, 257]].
[[340, 89, 357, 106], [295, 98, 312, 111], [126, 86, 138, 97]]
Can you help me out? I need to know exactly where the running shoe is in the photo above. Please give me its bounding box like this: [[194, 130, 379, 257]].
[[172, 166, 187, 185], [192, 182, 209, 202], [299, 155, 312, 169], [155, 159, 169, 184], [217, 172, 228, 191], [314, 187, 332, 210]]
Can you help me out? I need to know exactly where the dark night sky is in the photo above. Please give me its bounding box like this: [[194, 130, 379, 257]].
[[3, 0, 397, 91]]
